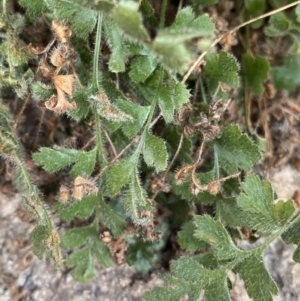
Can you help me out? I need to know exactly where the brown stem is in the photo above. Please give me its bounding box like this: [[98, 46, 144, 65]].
[[191, 140, 205, 188], [12, 93, 31, 134], [103, 127, 117, 158]]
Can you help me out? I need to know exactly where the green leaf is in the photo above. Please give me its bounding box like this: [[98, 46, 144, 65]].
[[243, 53, 269, 95], [111, 0, 150, 42], [273, 200, 295, 226], [204, 51, 240, 91], [178, 221, 207, 252], [91, 238, 112, 267], [145, 255, 225, 301], [218, 197, 244, 228], [126, 236, 162, 272], [143, 132, 168, 171], [72, 8, 97, 39], [245, 0, 265, 17], [61, 225, 96, 248], [161, 7, 215, 41], [66, 245, 96, 283], [104, 17, 129, 72], [152, 41, 190, 73], [33, 147, 79, 173], [115, 98, 150, 138], [71, 0, 114, 12], [193, 215, 241, 260], [140, 0, 158, 27], [237, 175, 280, 234], [0, 104, 11, 132], [204, 274, 231, 301], [70, 88, 91, 121], [100, 199, 126, 237], [264, 12, 290, 37], [213, 125, 261, 174], [59, 195, 98, 221], [0, 39, 29, 67], [47, 0, 78, 19], [171, 255, 207, 282], [129, 55, 157, 83], [245, 0, 266, 28], [31, 82, 55, 101], [19, 0, 45, 16], [282, 216, 300, 262], [234, 254, 278, 301], [106, 158, 133, 195], [272, 56, 300, 91], [174, 82, 190, 111], [122, 171, 151, 223], [152, 8, 214, 72], [29, 224, 50, 260], [70, 149, 97, 178], [158, 85, 175, 123]]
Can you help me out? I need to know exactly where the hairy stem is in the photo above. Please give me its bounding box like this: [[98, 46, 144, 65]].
[[92, 13, 107, 165], [133, 68, 164, 160], [159, 0, 168, 29], [93, 13, 103, 90]]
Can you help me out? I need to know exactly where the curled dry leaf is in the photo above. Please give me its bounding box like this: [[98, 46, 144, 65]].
[[45, 89, 76, 113], [50, 44, 76, 68], [73, 176, 98, 200], [53, 74, 74, 96], [27, 43, 46, 55], [58, 184, 70, 202], [52, 20, 72, 44], [39, 57, 55, 79]]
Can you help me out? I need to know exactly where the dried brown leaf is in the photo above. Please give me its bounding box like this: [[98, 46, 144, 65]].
[[73, 176, 98, 200], [53, 74, 74, 96], [52, 20, 72, 44]]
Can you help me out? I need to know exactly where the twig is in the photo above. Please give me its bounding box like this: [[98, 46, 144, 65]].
[[191, 140, 205, 189], [12, 93, 31, 134], [103, 127, 117, 158], [150, 113, 162, 128], [31, 106, 46, 150], [81, 136, 96, 151], [94, 136, 140, 181], [181, 1, 300, 84], [163, 133, 184, 180]]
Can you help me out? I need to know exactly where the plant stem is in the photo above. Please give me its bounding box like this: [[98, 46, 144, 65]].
[[160, 0, 168, 29], [92, 13, 107, 165], [182, 0, 300, 83], [93, 13, 103, 90], [133, 68, 164, 160], [199, 76, 207, 105], [258, 212, 300, 253], [2, 0, 7, 16], [94, 112, 107, 165], [16, 156, 52, 228], [213, 144, 219, 179]]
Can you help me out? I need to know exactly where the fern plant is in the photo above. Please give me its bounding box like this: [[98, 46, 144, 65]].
[[1, 0, 300, 300]]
